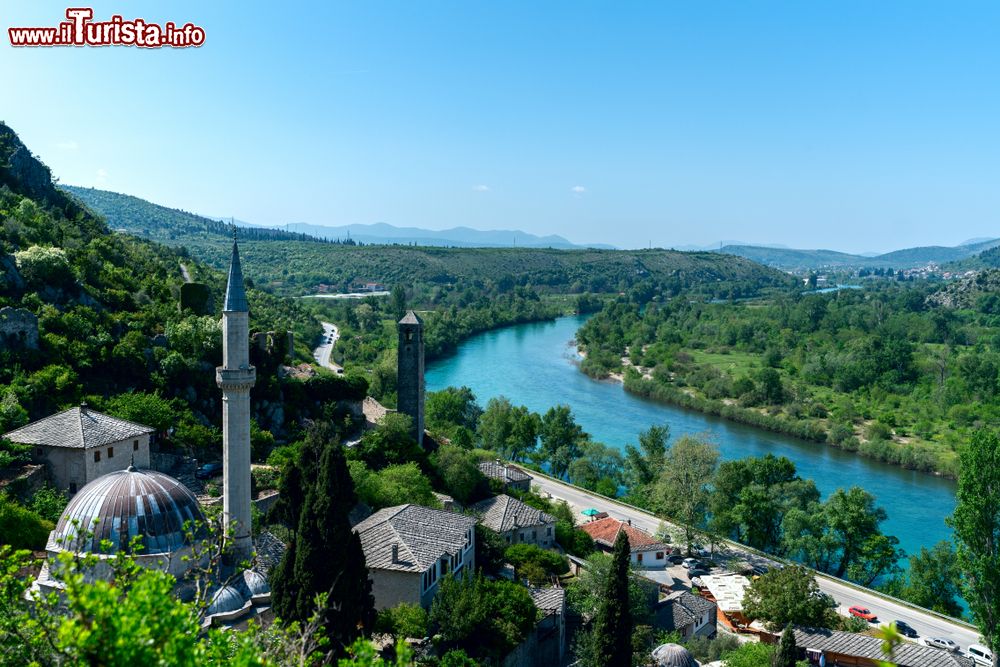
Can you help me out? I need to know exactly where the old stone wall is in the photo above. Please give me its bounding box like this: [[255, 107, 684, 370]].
[[0, 307, 38, 349]]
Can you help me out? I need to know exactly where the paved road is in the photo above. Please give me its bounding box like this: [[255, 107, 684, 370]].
[[531, 473, 981, 653], [312, 321, 343, 373]]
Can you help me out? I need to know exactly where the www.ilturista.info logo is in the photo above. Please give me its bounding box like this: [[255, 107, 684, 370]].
[[8, 8, 205, 48]]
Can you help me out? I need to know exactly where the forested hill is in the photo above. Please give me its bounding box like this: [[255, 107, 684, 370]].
[[718, 239, 1000, 272], [60, 185, 337, 245], [0, 121, 325, 445]]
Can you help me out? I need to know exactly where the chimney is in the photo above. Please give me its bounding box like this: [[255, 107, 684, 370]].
[[627, 518, 632, 526], [391, 543, 399, 563]]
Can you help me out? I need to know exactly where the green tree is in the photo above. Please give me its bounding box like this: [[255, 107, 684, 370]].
[[655, 436, 719, 552], [352, 413, 428, 471], [742, 566, 835, 631], [272, 424, 376, 658], [504, 543, 568, 584], [724, 642, 776, 667], [429, 571, 538, 663], [590, 531, 633, 667], [623, 425, 669, 492], [425, 387, 482, 438], [773, 624, 798, 667], [431, 444, 488, 505], [898, 541, 963, 618], [390, 284, 408, 321], [0, 494, 52, 550], [349, 461, 439, 510], [949, 429, 1000, 663], [539, 405, 586, 478], [375, 603, 428, 641]]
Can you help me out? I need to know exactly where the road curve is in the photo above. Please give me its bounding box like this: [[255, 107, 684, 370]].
[[312, 321, 343, 373], [529, 471, 980, 652]]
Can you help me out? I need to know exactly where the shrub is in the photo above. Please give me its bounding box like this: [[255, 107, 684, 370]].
[[0, 494, 53, 550]]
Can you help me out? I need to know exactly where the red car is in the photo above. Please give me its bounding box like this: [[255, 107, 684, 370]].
[[849, 606, 878, 622]]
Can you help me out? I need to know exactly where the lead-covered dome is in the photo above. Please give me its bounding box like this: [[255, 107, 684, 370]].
[[51, 467, 207, 556], [652, 643, 699, 667]]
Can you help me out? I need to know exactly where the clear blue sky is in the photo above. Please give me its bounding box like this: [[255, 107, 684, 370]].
[[2, 1, 999, 252]]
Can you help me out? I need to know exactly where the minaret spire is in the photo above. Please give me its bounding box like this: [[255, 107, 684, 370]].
[[216, 236, 256, 562]]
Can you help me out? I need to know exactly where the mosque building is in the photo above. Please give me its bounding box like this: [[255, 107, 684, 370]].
[[25, 238, 271, 627]]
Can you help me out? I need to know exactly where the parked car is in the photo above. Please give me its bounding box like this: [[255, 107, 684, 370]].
[[967, 644, 993, 666], [893, 621, 918, 638], [849, 606, 878, 622], [925, 637, 959, 652], [682, 558, 700, 569], [196, 462, 223, 479], [687, 568, 710, 579], [667, 554, 686, 565]]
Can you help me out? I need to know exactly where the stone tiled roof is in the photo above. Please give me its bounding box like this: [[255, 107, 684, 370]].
[[478, 461, 532, 484], [658, 591, 716, 632], [471, 494, 556, 534], [580, 516, 667, 552], [792, 627, 975, 667], [5, 406, 154, 450], [398, 310, 422, 325], [529, 586, 566, 615], [353, 504, 477, 573], [224, 240, 248, 312]]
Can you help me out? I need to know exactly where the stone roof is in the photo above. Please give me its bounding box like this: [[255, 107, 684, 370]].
[[478, 460, 532, 484], [579, 516, 667, 552], [223, 240, 248, 312], [471, 494, 556, 534], [657, 591, 716, 632], [50, 467, 207, 556], [398, 310, 422, 325], [353, 504, 477, 573], [792, 627, 975, 667], [529, 586, 566, 615], [5, 406, 154, 450]]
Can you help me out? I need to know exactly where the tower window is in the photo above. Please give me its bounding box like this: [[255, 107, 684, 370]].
[[133, 440, 139, 451], [108, 447, 114, 459], [406, 331, 413, 342], [94, 451, 101, 462]]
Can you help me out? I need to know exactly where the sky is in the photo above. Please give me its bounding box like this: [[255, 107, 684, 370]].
[[1, 1, 999, 252]]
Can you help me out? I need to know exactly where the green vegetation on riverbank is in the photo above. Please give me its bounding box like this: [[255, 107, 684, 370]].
[[576, 281, 1000, 477]]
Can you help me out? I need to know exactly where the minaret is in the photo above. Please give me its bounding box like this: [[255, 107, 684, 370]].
[[216, 236, 256, 562], [397, 310, 425, 444]]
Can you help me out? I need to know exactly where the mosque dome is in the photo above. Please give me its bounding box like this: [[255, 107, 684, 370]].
[[51, 467, 207, 556], [240, 569, 270, 597], [651, 643, 699, 667], [207, 584, 247, 616]]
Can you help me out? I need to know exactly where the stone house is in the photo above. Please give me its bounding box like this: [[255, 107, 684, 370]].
[[654, 590, 717, 640], [788, 627, 974, 667], [478, 460, 532, 492], [353, 504, 477, 610], [579, 516, 670, 568], [4, 406, 154, 494], [471, 494, 557, 547]]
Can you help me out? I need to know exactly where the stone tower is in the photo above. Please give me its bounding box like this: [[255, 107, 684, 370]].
[[397, 310, 424, 444], [216, 239, 256, 562]]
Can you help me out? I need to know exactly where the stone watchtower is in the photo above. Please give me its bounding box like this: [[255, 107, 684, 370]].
[[216, 239, 256, 562], [397, 310, 425, 444]]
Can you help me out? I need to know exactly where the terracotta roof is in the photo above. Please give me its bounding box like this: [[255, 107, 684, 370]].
[[579, 516, 665, 551], [792, 627, 974, 667], [478, 461, 532, 484], [353, 504, 477, 573], [471, 494, 556, 534], [5, 406, 154, 450]]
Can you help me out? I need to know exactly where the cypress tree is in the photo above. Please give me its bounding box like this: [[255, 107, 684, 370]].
[[773, 624, 798, 667], [271, 424, 375, 656], [592, 530, 633, 667]]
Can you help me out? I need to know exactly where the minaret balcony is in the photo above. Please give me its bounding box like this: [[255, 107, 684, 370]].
[[216, 366, 256, 390]]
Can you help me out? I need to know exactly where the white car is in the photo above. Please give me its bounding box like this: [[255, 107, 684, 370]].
[[682, 558, 700, 569], [967, 644, 993, 666], [925, 637, 959, 652]]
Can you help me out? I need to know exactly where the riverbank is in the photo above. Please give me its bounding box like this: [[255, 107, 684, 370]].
[[577, 350, 957, 479]]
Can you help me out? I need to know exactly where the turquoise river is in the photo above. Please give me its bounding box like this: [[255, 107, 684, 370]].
[[426, 314, 957, 565]]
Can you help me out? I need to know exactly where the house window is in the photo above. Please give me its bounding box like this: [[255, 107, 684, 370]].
[[69, 482, 77, 494], [133, 440, 139, 451], [520, 532, 525, 541], [532, 530, 537, 541], [36, 447, 43, 457], [547, 526, 552, 536], [637, 553, 643, 563], [108, 447, 114, 459], [94, 451, 101, 462], [506, 535, 512, 544], [656, 552, 664, 559]]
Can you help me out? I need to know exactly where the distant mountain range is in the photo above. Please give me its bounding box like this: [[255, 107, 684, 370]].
[[62, 186, 611, 249], [714, 239, 1000, 272], [276, 221, 614, 249]]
